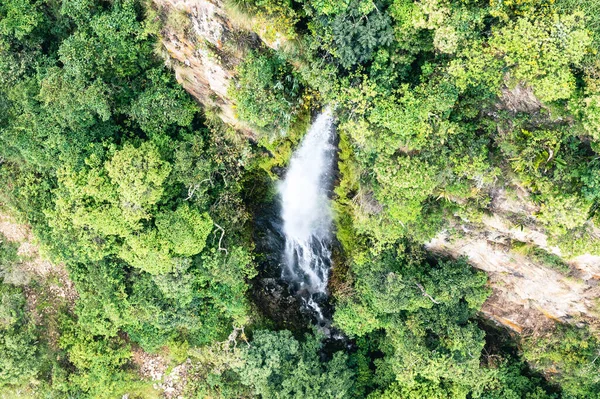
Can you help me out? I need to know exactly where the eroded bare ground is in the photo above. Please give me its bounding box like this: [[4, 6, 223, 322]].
[[0, 213, 78, 318], [131, 345, 197, 398], [427, 188, 600, 334], [132, 346, 169, 381], [498, 83, 543, 114], [131, 345, 192, 399], [158, 360, 193, 399]]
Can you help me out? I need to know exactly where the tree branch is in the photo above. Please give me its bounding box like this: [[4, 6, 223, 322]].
[[185, 184, 199, 200], [214, 222, 228, 255], [226, 325, 250, 350], [185, 178, 213, 200], [415, 282, 440, 304]]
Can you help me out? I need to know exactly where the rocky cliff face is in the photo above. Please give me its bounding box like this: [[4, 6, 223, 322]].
[[151, 0, 290, 137], [152, 0, 256, 134], [427, 187, 600, 333], [154, 2, 600, 335]]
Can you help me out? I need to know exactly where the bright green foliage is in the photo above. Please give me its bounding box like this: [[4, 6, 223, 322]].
[[308, 0, 383, 16], [370, 357, 557, 398], [2, 0, 600, 396], [0, 0, 41, 40], [372, 155, 438, 227], [479, 360, 558, 399], [499, 128, 566, 188], [0, 0, 258, 395], [70, 260, 132, 337], [327, 1, 395, 69], [121, 229, 174, 274], [230, 0, 299, 40], [185, 342, 251, 398], [536, 194, 591, 232], [368, 82, 459, 152], [185, 329, 356, 398], [67, 247, 256, 351], [315, 0, 600, 256], [197, 247, 257, 326], [0, 0, 199, 169], [105, 142, 172, 219], [555, 0, 600, 41], [334, 252, 489, 333], [447, 41, 504, 95], [155, 204, 213, 257], [171, 132, 214, 206], [489, 0, 554, 20], [490, 13, 592, 103], [335, 252, 491, 391], [574, 60, 600, 141], [580, 94, 600, 141], [370, 380, 462, 399], [128, 69, 197, 134], [332, 249, 558, 397], [59, 318, 134, 398], [47, 142, 218, 274], [495, 123, 600, 243]]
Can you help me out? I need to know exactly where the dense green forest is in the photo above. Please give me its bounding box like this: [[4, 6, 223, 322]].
[[1, 0, 600, 397]]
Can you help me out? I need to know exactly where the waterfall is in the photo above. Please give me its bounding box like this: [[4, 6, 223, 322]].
[[278, 110, 336, 320]]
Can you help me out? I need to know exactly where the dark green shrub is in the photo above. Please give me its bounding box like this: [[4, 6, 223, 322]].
[[231, 51, 303, 137]]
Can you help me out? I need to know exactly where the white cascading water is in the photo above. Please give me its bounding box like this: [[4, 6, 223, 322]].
[[278, 110, 336, 318]]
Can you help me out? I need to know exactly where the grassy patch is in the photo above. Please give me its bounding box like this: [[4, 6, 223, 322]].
[[511, 241, 571, 273]]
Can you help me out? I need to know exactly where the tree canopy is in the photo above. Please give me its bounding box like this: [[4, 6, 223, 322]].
[[1, 0, 600, 397]]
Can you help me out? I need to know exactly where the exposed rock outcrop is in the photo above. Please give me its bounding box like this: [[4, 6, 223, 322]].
[[427, 188, 600, 333], [152, 0, 289, 137], [499, 83, 543, 114], [152, 0, 256, 134]]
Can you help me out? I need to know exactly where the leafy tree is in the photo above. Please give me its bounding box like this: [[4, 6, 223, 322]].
[[522, 324, 600, 398], [237, 330, 355, 399], [185, 342, 252, 398], [368, 81, 459, 152], [0, 0, 42, 40], [335, 251, 491, 395], [328, 1, 395, 69], [127, 68, 198, 135], [2, 0, 600, 396], [372, 155, 438, 227], [59, 318, 134, 399], [479, 359, 558, 399], [69, 260, 131, 337], [105, 142, 172, 222]]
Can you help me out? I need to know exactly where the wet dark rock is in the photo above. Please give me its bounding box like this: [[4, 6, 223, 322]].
[[251, 277, 312, 331], [270, 166, 286, 179]]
